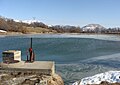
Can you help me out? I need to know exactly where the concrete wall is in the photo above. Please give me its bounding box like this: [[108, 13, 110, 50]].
[[0, 61, 55, 76]]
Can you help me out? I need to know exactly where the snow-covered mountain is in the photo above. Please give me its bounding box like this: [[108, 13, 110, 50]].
[[14, 19, 41, 24], [82, 24, 106, 32], [72, 71, 120, 85]]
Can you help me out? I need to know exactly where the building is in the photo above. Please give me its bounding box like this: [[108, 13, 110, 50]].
[[2, 50, 21, 63]]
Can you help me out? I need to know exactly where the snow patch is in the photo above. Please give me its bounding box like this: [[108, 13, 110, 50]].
[[22, 20, 41, 24], [14, 19, 41, 24], [73, 71, 120, 85], [0, 30, 7, 33]]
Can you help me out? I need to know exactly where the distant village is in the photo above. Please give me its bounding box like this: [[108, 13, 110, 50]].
[[0, 16, 120, 34]]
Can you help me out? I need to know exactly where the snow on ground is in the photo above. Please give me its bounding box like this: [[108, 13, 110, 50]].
[[0, 30, 7, 33], [72, 71, 120, 85]]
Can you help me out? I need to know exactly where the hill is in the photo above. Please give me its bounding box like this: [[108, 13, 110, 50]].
[[0, 16, 57, 34], [82, 24, 106, 33]]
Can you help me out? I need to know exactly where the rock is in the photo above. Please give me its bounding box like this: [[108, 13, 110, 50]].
[[21, 74, 64, 85], [21, 79, 35, 85], [48, 74, 64, 85], [0, 72, 64, 85]]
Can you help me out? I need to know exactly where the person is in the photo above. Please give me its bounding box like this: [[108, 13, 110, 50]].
[[29, 48, 35, 62]]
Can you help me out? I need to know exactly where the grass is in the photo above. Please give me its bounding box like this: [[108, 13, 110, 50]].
[[23, 26, 57, 34]]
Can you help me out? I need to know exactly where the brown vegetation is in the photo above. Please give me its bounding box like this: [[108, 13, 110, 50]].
[[1, 16, 120, 34], [0, 16, 82, 34], [0, 16, 56, 34]]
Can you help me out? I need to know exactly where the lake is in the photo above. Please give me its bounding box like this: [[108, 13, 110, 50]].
[[0, 34, 120, 85]]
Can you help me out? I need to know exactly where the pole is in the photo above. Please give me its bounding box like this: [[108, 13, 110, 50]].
[[31, 38, 32, 48]]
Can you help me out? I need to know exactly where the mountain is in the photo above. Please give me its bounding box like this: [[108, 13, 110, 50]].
[[82, 24, 106, 33], [14, 19, 41, 24], [14, 19, 48, 28], [0, 16, 55, 33]]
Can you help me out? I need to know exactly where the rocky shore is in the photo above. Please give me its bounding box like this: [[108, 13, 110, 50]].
[[0, 72, 64, 85]]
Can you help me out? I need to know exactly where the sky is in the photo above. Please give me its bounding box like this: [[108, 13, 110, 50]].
[[0, 0, 120, 28]]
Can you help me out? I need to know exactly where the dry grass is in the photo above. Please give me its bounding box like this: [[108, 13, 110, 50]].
[[23, 26, 57, 34]]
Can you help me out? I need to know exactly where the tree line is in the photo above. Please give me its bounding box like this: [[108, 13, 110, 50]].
[[0, 16, 82, 33], [0, 17, 48, 33], [49, 25, 81, 33], [1, 16, 120, 34]]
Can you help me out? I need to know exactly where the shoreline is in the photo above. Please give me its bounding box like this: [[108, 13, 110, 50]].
[[0, 32, 54, 37], [0, 32, 120, 36]]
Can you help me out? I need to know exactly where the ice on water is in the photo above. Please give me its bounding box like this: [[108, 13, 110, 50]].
[[73, 71, 120, 85]]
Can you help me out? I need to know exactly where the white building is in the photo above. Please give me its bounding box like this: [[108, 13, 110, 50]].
[[2, 50, 21, 63]]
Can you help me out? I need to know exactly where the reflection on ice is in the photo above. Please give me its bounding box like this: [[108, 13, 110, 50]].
[[81, 53, 120, 68], [5, 33, 120, 41]]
